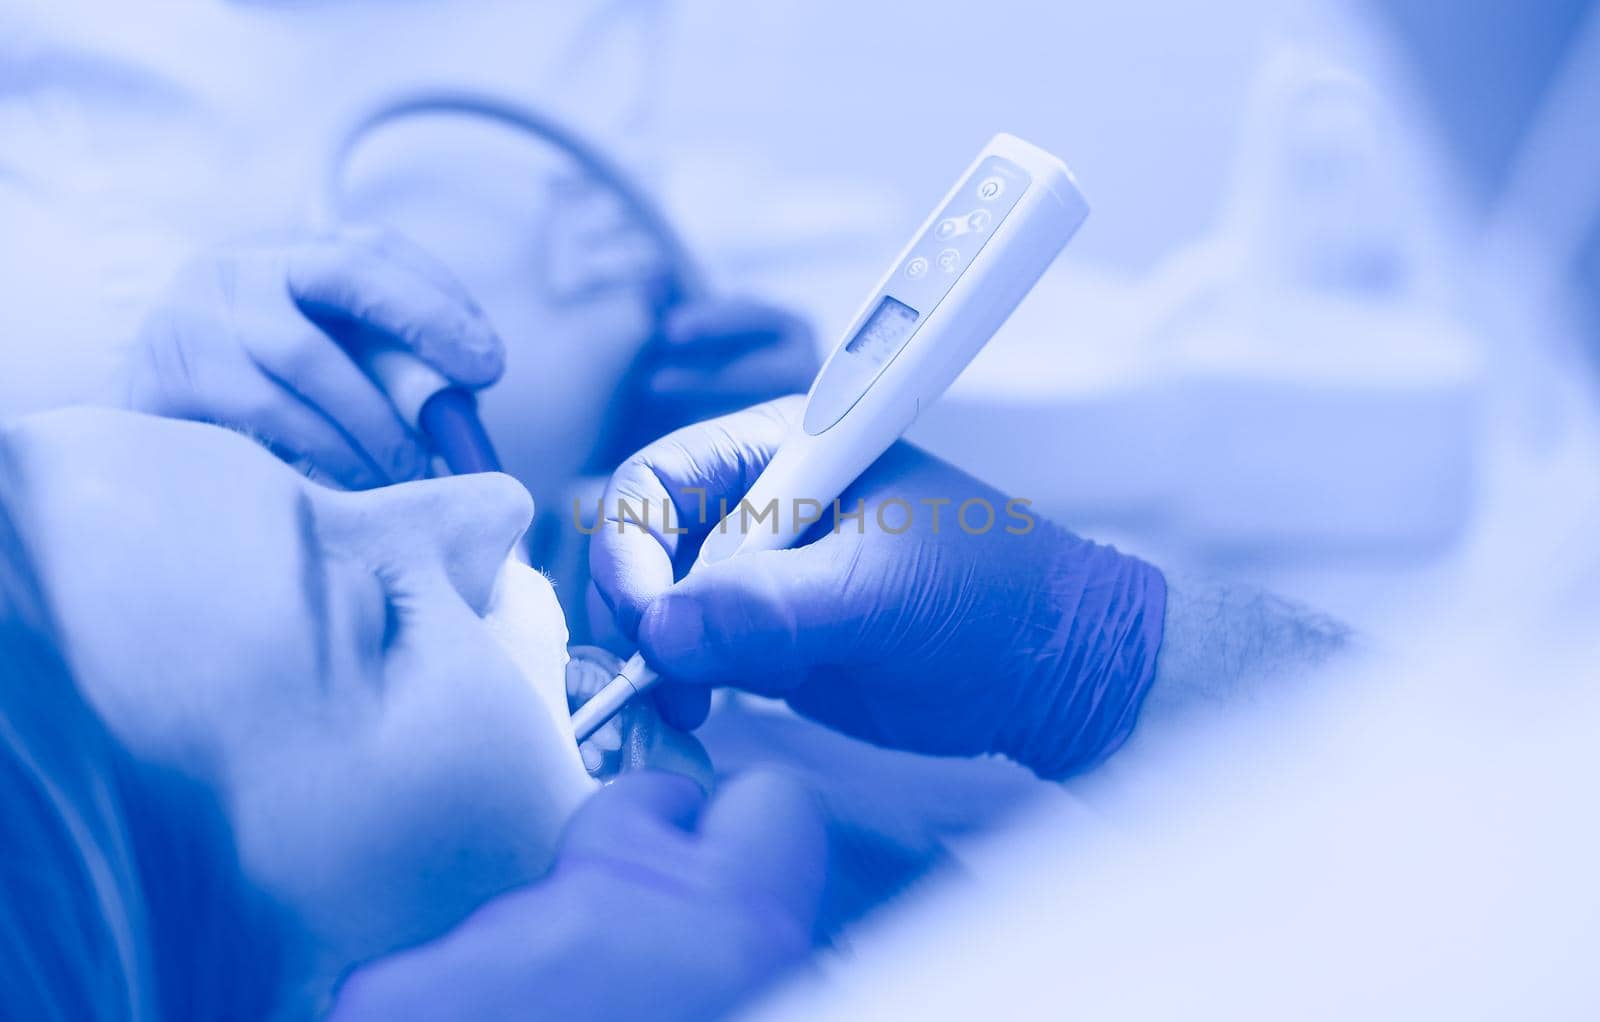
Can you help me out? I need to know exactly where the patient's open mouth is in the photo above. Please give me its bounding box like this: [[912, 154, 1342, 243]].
[[485, 560, 712, 790], [567, 645, 715, 788]]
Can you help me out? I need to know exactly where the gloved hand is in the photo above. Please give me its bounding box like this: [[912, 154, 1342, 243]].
[[586, 297, 818, 471], [126, 227, 503, 489], [590, 397, 1169, 780], [331, 771, 827, 1022]]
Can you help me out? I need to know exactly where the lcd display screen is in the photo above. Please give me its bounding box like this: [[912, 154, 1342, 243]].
[[844, 296, 919, 365]]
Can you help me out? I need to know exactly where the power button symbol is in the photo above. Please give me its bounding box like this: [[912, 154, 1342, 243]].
[[978, 176, 1005, 201]]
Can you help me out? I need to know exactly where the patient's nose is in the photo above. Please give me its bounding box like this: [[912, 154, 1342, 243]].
[[431, 473, 535, 610], [352, 472, 535, 611]]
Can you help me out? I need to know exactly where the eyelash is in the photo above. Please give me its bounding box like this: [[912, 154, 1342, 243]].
[[381, 596, 402, 651], [370, 563, 407, 652], [219, 425, 325, 483]]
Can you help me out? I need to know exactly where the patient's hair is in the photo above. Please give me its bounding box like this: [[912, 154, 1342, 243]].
[[0, 471, 151, 1018], [0, 458, 281, 1019]]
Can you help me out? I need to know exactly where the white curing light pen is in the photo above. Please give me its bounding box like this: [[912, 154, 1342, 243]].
[[570, 133, 1088, 744]]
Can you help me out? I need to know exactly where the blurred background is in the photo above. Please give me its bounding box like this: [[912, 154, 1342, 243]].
[[5, 0, 1595, 634]]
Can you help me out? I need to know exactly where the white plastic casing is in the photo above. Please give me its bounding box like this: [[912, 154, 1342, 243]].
[[357, 347, 450, 429], [696, 133, 1088, 564]]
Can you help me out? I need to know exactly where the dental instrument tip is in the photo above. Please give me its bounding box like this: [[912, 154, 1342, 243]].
[[570, 653, 659, 743]]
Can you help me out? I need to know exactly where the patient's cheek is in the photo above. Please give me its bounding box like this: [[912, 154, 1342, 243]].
[[483, 561, 595, 819]]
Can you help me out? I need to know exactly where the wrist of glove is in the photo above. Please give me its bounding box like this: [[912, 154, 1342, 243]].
[[993, 526, 1167, 780]]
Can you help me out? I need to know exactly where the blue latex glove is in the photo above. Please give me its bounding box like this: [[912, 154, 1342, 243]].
[[587, 297, 818, 471], [126, 227, 504, 489], [590, 398, 1168, 780], [331, 771, 827, 1022]]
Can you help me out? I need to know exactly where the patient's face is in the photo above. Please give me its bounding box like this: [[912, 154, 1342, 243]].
[[4, 408, 594, 965]]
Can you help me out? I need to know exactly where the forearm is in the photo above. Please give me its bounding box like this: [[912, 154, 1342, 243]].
[[961, 535, 1349, 779], [1140, 573, 1352, 723]]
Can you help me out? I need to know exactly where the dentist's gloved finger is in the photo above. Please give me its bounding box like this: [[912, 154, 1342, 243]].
[[636, 544, 866, 696], [241, 379, 391, 490], [652, 685, 711, 732], [335, 226, 481, 309], [241, 313, 427, 484], [583, 580, 633, 655], [697, 771, 827, 927], [561, 771, 705, 858], [661, 299, 811, 357], [588, 519, 678, 641], [287, 240, 504, 387], [590, 398, 802, 636]]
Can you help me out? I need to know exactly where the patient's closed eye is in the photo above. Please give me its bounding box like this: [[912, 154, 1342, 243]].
[[299, 492, 398, 688]]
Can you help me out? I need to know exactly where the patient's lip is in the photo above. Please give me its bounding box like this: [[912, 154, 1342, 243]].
[[482, 558, 581, 749], [480, 559, 596, 863]]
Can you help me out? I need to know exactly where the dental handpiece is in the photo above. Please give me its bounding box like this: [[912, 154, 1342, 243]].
[[362, 349, 536, 572], [570, 133, 1089, 744], [359, 348, 504, 475]]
